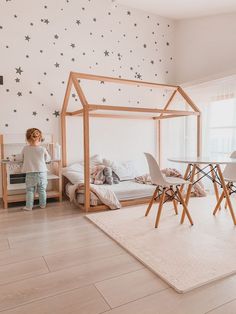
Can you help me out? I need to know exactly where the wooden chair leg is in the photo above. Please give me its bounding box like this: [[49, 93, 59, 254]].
[[145, 187, 158, 217], [155, 189, 166, 228], [177, 187, 193, 225], [213, 191, 225, 215]]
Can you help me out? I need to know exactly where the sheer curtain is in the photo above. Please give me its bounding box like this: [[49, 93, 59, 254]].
[[161, 75, 236, 176]]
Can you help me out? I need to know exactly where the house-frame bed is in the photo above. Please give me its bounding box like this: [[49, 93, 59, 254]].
[[61, 71, 201, 212]]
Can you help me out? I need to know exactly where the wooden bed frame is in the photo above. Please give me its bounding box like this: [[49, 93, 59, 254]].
[[61, 71, 201, 212]]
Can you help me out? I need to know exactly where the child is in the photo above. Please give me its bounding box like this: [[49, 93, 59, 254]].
[[21, 128, 51, 210]]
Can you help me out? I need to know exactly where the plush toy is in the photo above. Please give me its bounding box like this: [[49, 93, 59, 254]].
[[103, 167, 120, 185], [112, 171, 120, 184], [103, 167, 113, 185]]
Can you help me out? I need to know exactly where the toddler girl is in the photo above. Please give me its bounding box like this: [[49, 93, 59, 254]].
[[21, 128, 51, 210]]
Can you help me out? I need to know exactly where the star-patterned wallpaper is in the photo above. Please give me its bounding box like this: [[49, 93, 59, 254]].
[[0, 0, 175, 139]]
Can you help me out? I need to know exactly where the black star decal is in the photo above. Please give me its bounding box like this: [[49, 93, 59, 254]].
[[71, 58, 75, 62], [6, 89, 9, 92], [40, 50, 43, 53], [93, 18, 96, 22], [17, 92, 22, 96], [46, 118, 49, 121], [25, 35, 30, 41], [104, 50, 109, 56], [53, 110, 60, 117], [143, 44, 147, 48], [135, 72, 142, 79], [100, 81, 104, 84], [30, 22, 34, 26], [43, 72, 47, 75], [134, 23, 137, 27], [76, 20, 81, 25], [102, 98, 106, 103], [5, 124, 8, 127], [26, 55, 29, 58], [70, 43, 75, 48], [14, 14, 17, 18], [44, 5, 47, 8], [0, 26, 2, 29], [29, 91, 32, 94], [15, 67, 23, 75], [44, 19, 49, 24], [13, 109, 17, 112], [72, 93, 76, 98], [54, 34, 59, 39], [32, 111, 37, 116], [166, 42, 170, 46], [15, 78, 20, 83], [127, 11, 131, 15], [151, 60, 154, 64], [54, 62, 60, 68]]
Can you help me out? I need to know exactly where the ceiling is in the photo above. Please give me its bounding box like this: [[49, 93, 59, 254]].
[[116, 0, 236, 20]]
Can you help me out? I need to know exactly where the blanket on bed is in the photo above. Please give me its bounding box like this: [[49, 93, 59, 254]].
[[135, 168, 207, 197], [67, 182, 121, 210]]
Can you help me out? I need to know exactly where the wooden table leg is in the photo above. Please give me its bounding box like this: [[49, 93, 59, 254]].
[[177, 187, 193, 225], [210, 164, 220, 206], [181, 164, 196, 224], [216, 165, 236, 225], [213, 191, 225, 215], [180, 164, 191, 193]]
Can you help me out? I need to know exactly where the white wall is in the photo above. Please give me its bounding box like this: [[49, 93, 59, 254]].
[[0, 0, 175, 175], [175, 13, 236, 84]]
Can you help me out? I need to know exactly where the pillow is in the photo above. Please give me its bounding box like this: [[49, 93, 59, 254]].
[[103, 158, 136, 181], [65, 163, 84, 173], [62, 170, 84, 184], [80, 154, 103, 167]]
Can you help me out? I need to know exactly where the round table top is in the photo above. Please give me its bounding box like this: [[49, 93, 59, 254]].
[[168, 156, 236, 165]]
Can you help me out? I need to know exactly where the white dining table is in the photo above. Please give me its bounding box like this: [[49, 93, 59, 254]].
[[168, 156, 236, 225]]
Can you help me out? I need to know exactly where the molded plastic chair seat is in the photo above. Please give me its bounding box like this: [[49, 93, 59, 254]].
[[144, 153, 193, 228], [162, 176, 190, 187]]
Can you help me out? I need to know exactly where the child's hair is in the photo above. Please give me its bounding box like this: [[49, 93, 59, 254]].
[[26, 128, 44, 143]]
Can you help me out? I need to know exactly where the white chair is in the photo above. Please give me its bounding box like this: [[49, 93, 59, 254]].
[[213, 151, 236, 214], [144, 153, 194, 228]]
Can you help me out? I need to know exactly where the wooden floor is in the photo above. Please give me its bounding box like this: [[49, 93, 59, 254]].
[[0, 201, 236, 314]]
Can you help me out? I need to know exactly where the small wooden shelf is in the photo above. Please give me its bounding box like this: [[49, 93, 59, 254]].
[[0, 134, 62, 209], [7, 190, 61, 203]]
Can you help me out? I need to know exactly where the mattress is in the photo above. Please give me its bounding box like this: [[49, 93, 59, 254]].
[[66, 180, 156, 205]]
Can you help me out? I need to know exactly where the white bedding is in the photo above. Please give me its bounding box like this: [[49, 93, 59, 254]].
[[66, 180, 156, 206]]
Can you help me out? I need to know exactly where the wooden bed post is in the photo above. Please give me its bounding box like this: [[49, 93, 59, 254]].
[[71, 73, 91, 212], [197, 114, 202, 157], [157, 89, 178, 166], [61, 73, 73, 167], [177, 87, 202, 157], [157, 121, 161, 165], [83, 107, 90, 212]]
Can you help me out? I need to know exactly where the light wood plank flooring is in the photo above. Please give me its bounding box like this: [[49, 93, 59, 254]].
[[1, 200, 236, 314]]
